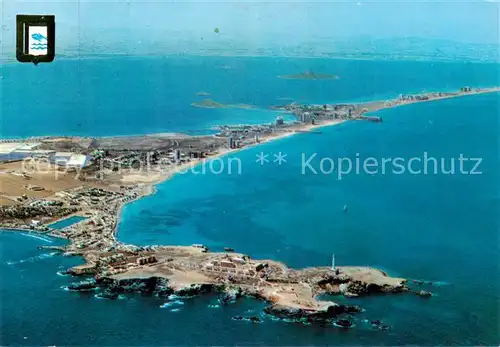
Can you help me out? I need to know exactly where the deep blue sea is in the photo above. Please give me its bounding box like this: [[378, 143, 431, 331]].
[[1, 56, 499, 138], [1, 56, 499, 345]]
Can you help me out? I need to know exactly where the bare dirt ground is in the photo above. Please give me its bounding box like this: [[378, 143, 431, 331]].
[[0, 161, 108, 205], [258, 282, 333, 311], [0, 197, 17, 206], [167, 270, 217, 290]]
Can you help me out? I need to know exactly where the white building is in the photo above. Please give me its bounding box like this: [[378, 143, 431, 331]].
[[53, 152, 89, 168]]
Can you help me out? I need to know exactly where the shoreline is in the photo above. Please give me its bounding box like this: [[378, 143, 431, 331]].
[[2, 87, 498, 142], [70, 86, 493, 249], [114, 86, 500, 214], [2, 87, 499, 246], [1, 86, 491, 321], [109, 119, 345, 241]]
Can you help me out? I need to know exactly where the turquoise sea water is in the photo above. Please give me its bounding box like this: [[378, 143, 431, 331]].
[[1, 57, 499, 345], [48, 216, 88, 230], [1, 56, 499, 138]]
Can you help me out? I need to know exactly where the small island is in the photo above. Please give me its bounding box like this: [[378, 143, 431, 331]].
[[191, 99, 256, 110], [191, 99, 226, 108], [278, 70, 339, 80], [196, 91, 211, 96]]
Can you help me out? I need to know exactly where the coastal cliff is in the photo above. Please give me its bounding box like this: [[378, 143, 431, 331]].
[[63, 266, 405, 323], [4, 87, 495, 327], [61, 239, 408, 322]]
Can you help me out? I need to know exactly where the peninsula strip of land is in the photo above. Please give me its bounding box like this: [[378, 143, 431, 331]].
[[191, 99, 257, 110], [1, 86, 497, 323]]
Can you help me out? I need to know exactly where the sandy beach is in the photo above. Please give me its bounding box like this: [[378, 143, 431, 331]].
[[2, 86, 499, 237], [118, 86, 500, 195]]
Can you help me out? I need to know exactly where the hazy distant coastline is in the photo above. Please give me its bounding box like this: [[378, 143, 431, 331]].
[[191, 99, 257, 110]]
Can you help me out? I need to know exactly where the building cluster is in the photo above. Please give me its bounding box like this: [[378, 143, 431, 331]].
[[200, 255, 257, 282], [95, 147, 215, 174], [300, 112, 312, 123], [29, 199, 63, 207], [224, 131, 262, 149], [398, 94, 430, 102], [216, 103, 371, 150], [54, 187, 125, 208], [136, 255, 157, 265], [227, 136, 237, 149], [184, 254, 278, 285], [290, 103, 358, 123], [218, 123, 286, 150], [3, 185, 144, 254]]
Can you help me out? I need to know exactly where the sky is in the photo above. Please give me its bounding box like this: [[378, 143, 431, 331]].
[[1, 0, 498, 57]]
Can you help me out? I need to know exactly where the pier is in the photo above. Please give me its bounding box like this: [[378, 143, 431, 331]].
[[37, 245, 66, 252]]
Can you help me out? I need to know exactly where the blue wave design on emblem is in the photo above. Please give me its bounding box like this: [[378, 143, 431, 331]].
[[30, 43, 48, 50]]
